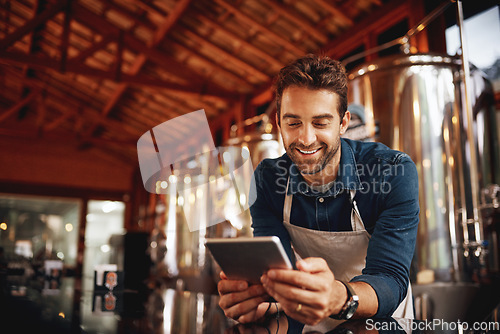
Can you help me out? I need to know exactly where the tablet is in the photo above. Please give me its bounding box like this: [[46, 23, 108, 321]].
[[205, 236, 293, 284]]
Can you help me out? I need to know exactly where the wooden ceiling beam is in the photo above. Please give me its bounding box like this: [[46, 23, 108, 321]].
[[34, 83, 139, 137], [71, 2, 239, 99], [249, 81, 274, 106], [191, 13, 283, 69], [320, 0, 409, 59], [151, 0, 192, 46], [178, 27, 269, 81], [68, 34, 113, 64], [44, 111, 72, 132], [132, 0, 168, 17], [0, 126, 138, 149], [59, 0, 72, 72], [101, 0, 157, 31], [0, 52, 237, 101], [312, 0, 354, 27], [0, 1, 66, 51], [0, 89, 39, 124], [123, 36, 198, 82], [212, 0, 306, 56], [1, 62, 141, 139], [167, 39, 254, 91], [71, 3, 196, 84], [26, 0, 44, 55], [139, 86, 222, 119], [117, 103, 191, 142], [125, 90, 183, 120], [263, 0, 328, 44], [44, 90, 140, 138], [337, 0, 383, 19], [101, 0, 192, 117], [158, 89, 221, 118]]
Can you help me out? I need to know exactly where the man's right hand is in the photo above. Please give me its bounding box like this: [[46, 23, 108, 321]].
[[217, 271, 272, 323]]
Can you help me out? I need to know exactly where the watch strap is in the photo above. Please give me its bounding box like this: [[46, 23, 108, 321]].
[[331, 281, 359, 320]]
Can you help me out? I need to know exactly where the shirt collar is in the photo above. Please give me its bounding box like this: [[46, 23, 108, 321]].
[[287, 138, 363, 196]]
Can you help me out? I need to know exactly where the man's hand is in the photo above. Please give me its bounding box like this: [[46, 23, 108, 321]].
[[218, 271, 272, 323], [260, 257, 347, 325]]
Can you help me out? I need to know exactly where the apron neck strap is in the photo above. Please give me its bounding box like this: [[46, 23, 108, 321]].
[[283, 177, 364, 231], [349, 189, 364, 231], [284, 177, 292, 224]]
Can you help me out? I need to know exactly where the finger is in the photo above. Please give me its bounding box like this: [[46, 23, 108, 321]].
[[296, 257, 330, 273], [262, 276, 325, 307], [282, 299, 326, 326], [219, 284, 267, 309], [220, 271, 228, 280], [223, 295, 268, 321], [237, 302, 270, 324], [262, 274, 331, 311], [264, 269, 331, 292], [237, 308, 259, 324], [263, 289, 323, 326], [288, 306, 323, 327], [218, 279, 248, 295]]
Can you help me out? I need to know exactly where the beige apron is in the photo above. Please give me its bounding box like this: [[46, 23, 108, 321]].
[[282, 178, 413, 332]]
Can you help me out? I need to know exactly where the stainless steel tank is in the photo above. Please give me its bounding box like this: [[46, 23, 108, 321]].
[[152, 146, 257, 292], [347, 53, 500, 283], [224, 114, 284, 235], [151, 116, 283, 292]]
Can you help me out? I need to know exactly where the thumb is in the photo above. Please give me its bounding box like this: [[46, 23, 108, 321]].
[[296, 257, 330, 273]]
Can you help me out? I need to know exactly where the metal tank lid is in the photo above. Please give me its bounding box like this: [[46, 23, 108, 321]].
[[347, 53, 462, 81], [225, 132, 278, 146]]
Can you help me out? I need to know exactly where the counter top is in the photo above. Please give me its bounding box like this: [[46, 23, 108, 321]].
[[1, 277, 498, 333]]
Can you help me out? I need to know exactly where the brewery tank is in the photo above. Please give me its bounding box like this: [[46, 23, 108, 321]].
[[347, 53, 500, 283], [151, 114, 283, 292]]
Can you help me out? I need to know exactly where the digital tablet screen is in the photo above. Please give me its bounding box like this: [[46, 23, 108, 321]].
[[205, 236, 293, 285]]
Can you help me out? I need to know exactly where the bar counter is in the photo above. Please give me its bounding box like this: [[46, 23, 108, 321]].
[[1, 277, 498, 333]]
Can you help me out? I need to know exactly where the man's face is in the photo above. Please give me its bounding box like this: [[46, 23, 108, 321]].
[[278, 86, 350, 177]]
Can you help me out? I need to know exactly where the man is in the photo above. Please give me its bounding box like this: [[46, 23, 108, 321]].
[[218, 54, 419, 331]]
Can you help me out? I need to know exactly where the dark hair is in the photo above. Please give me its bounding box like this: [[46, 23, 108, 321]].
[[275, 54, 348, 124]]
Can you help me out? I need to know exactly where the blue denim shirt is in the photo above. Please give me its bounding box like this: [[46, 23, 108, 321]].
[[249, 138, 419, 318]]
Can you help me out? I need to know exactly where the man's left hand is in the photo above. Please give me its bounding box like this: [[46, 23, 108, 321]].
[[260, 257, 347, 325]]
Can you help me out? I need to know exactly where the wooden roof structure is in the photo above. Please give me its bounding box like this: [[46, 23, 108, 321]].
[[0, 0, 433, 171]]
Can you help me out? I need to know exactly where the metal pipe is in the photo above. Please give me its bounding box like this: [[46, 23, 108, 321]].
[[443, 107, 461, 281], [342, 0, 454, 67], [403, 0, 453, 43], [455, 0, 484, 247], [230, 113, 269, 137], [229, 101, 275, 138]]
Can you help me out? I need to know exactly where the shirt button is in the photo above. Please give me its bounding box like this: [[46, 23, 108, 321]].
[[319, 197, 324, 203]]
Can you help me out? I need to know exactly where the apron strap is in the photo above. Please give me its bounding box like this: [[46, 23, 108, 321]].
[[283, 177, 292, 225], [349, 189, 364, 231], [284, 178, 364, 233]]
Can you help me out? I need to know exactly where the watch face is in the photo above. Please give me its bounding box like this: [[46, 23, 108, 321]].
[[345, 300, 359, 320], [331, 281, 359, 320]]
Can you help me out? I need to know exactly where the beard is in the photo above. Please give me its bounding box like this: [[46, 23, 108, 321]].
[[285, 136, 341, 175]]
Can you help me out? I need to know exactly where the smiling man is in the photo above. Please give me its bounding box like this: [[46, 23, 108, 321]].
[[217, 54, 420, 332], [280, 86, 343, 183]]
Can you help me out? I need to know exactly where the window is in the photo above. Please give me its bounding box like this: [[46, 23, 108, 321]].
[[446, 6, 500, 92], [0, 194, 80, 266]]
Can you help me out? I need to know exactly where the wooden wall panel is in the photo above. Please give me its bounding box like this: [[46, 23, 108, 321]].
[[0, 136, 135, 192]]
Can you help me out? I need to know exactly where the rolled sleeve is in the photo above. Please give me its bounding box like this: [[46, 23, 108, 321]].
[[350, 274, 399, 317]]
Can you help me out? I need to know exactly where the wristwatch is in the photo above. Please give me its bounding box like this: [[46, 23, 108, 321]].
[[331, 281, 359, 320]]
